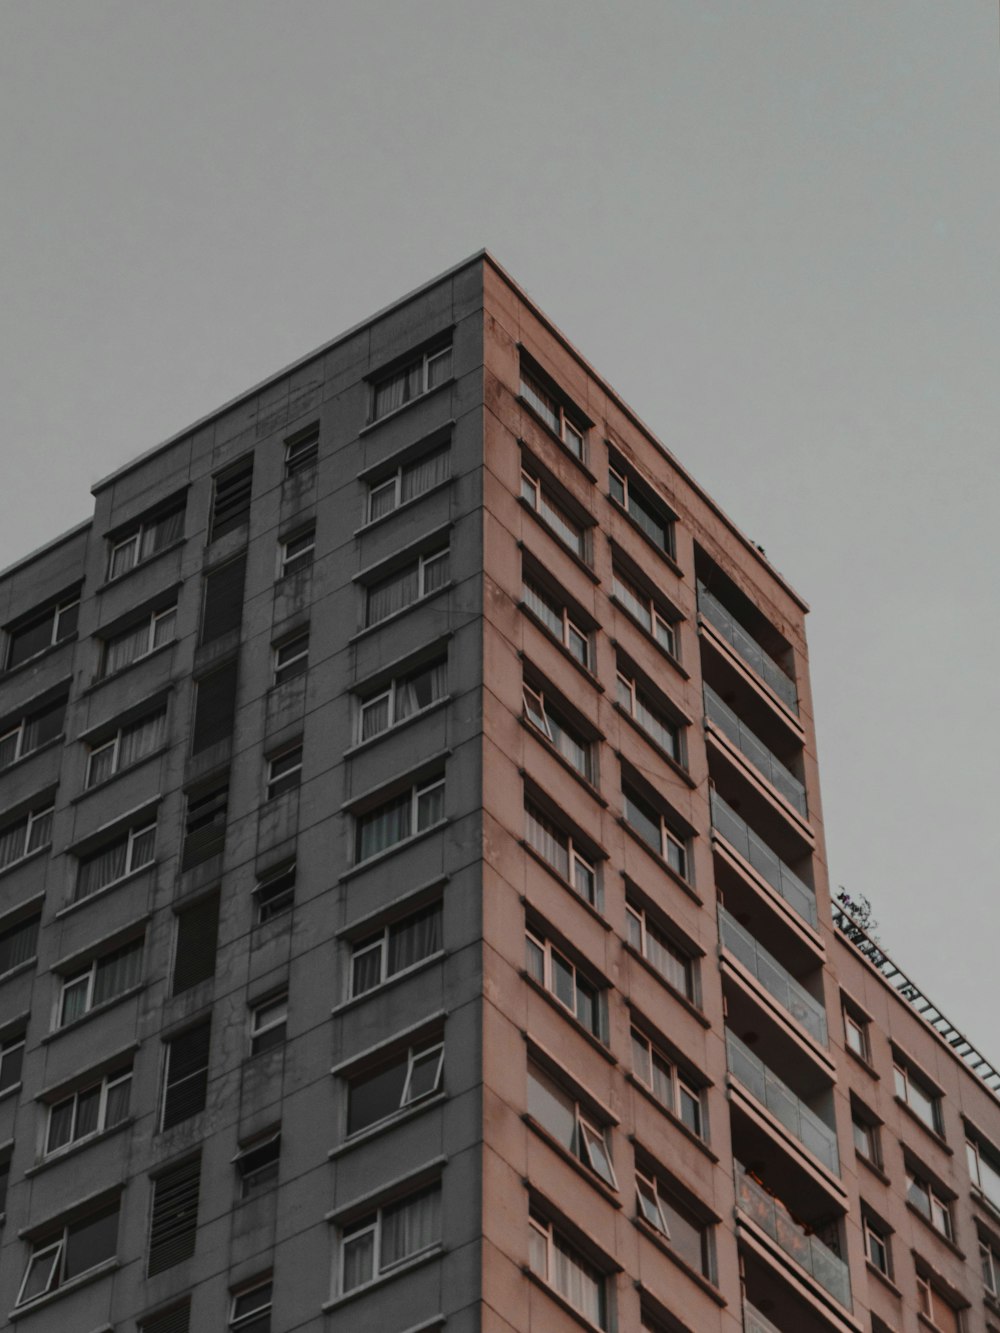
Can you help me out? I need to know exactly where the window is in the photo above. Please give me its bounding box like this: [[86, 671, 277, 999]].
[[350, 899, 443, 996], [16, 1196, 120, 1306], [626, 902, 696, 1000], [172, 893, 220, 994], [907, 1166, 953, 1239], [0, 1154, 8, 1215], [210, 458, 253, 541], [101, 605, 176, 676], [528, 1210, 606, 1328], [0, 1029, 25, 1092], [6, 593, 79, 670], [526, 928, 602, 1039], [76, 822, 155, 901], [893, 1057, 942, 1134], [148, 1154, 201, 1275], [355, 775, 445, 862], [520, 467, 587, 559], [616, 668, 681, 763], [519, 366, 586, 459], [635, 1169, 714, 1278], [266, 743, 303, 799], [273, 628, 309, 684], [851, 1104, 881, 1167], [917, 1275, 963, 1333], [340, 1181, 442, 1291], [0, 803, 53, 871], [285, 422, 319, 477], [45, 1066, 132, 1155], [862, 1210, 891, 1276], [980, 1236, 1000, 1298], [254, 863, 295, 924], [230, 1279, 272, 1332], [630, 1027, 704, 1138], [107, 499, 185, 579], [622, 784, 689, 880], [346, 1039, 444, 1135], [279, 526, 315, 577], [0, 695, 67, 769], [182, 778, 228, 869], [201, 554, 247, 644], [140, 1301, 192, 1333], [365, 547, 450, 626], [59, 938, 144, 1027], [367, 442, 450, 520], [371, 343, 452, 420], [358, 657, 447, 742], [608, 454, 675, 557], [522, 682, 593, 780], [612, 567, 678, 657], [191, 659, 238, 754], [86, 707, 166, 786], [969, 1138, 1000, 1220], [235, 1130, 280, 1198], [162, 1021, 211, 1129], [524, 799, 597, 904], [527, 1061, 616, 1187], [843, 1003, 870, 1061], [250, 995, 287, 1055], [522, 576, 591, 668], [0, 911, 40, 976]]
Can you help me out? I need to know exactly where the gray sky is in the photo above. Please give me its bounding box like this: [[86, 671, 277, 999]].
[[2, 1, 997, 1047]]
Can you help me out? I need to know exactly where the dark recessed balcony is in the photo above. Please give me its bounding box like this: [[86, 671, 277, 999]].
[[711, 791, 816, 928], [705, 686, 807, 817], [726, 1030, 838, 1174], [697, 582, 797, 713], [719, 906, 827, 1046]]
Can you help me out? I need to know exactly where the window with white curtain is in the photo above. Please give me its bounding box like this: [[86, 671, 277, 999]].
[[86, 709, 166, 787], [612, 567, 678, 657], [522, 683, 592, 780], [101, 606, 177, 676], [365, 548, 450, 627], [520, 467, 587, 559], [528, 1210, 607, 1328], [616, 667, 682, 763], [355, 776, 445, 863], [526, 928, 603, 1039], [367, 442, 451, 521], [522, 576, 591, 668], [45, 1066, 132, 1155], [0, 695, 67, 770], [0, 912, 40, 976], [350, 900, 443, 997], [107, 500, 186, 580], [608, 452, 675, 557], [371, 343, 452, 421], [519, 365, 587, 459], [0, 803, 53, 870], [75, 823, 156, 901], [625, 902, 696, 1001], [58, 938, 144, 1027], [524, 799, 596, 905], [358, 657, 447, 743], [527, 1062, 616, 1187], [630, 1026, 705, 1139], [339, 1182, 442, 1292], [622, 784, 689, 880]]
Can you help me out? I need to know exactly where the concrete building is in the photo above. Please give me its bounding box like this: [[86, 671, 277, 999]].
[[0, 251, 997, 1333]]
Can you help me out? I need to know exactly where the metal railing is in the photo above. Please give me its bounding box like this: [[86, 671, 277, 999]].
[[726, 1031, 839, 1173], [697, 583, 798, 713], [719, 907, 827, 1046], [710, 791, 817, 928], [744, 1302, 785, 1333], [736, 1165, 851, 1309], [704, 686, 807, 817]]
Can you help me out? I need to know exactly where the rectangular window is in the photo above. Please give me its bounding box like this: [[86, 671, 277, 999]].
[[916, 1275, 962, 1333], [162, 1021, 211, 1129], [87, 707, 166, 786], [235, 1131, 280, 1199], [210, 458, 254, 541], [616, 669, 681, 763], [519, 367, 586, 459], [340, 1182, 442, 1292], [843, 1007, 870, 1062], [522, 683, 592, 780], [250, 995, 287, 1055], [346, 1039, 445, 1136], [172, 894, 220, 995], [893, 1057, 942, 1134], [102, 605, 177, 676], [622, 785, 689, 880], [140, 1301, 192, 1333], [358, 657, 447, 742], [148, 1155, 201, 1276], [625, 903, 695, 1000], [6, 594, 79, 670], [273, 629, 309, 684], [230, 1279, 272, 1331], [371, 344, 452, 420], [852, 1105, 881, 1167], [967, 1135, 1000, 1213], [0, 803, 53, 871], [367, 442, 451, 521], [612, 568, 677, 657], [528, 1211, 606, 1327], [284, 423, 319, 477], [254, 863, 295, 924], [0, 1155, 8, 1215], [279, 526, 315, 577], [76, 823, 155, 901], [0, 695, 67, 769], [630, 1027, 704, 1138], [608, 456, 675, 557], [527, 1061, 616, 1187], [45, 1066, 132, 1155], [526, 928, 602, 1039], [350, 900, 443, 997], [524, 800, 596, 905], [520, 467, 587, 559], [0, 1030, 25, 1092], [907, 1167, 953, 1239], [182, 779, 229, 870], [266, 744, 303, 799], [0, 912, 40, 976], [522, 576, 591, 668], [980, 1237, 1000, 1298], [201, 555, 247, 644], [635, 1169, 714, 1279], [355, 776, 445, 862], [107, 500, 185, 579], [16, 1197, 120, 1306], [862, 1212, 891, 1276], [365, 547, 450, 626], [59, 938, 144, 1027], [191, 660, 238, 755]]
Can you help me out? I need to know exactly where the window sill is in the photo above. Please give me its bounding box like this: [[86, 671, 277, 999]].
[[41, 984, 147, 1045], [353, 477, 454, 536], [71, 747, 169, 803], [905, 1201, 965, 1260], [338, 818, 450, 883], [98, 538, 186, 593], [348, 581, 454, 645], [359, 376, 455, 436], [856, 1151, 891, 1186], [321, 1244, 446, 1312], [0, 843, 52, 882], [9, 1258, 119, 1320], [517, 503, 600, 584], [328, 1092, 448, 1159], [343, 697, 452, 758], [24, 1118, 135, 1178], [516, 415, 599, 484], [625, 1075, 717, 1161], [613, 718, 694, 789], [54, 864, 156, 920], [0, 735, 66, 778], [83, 640, 175, 695], [845, 1045, 880, 1080], [521, 971, 615, 1064], [865, 1261, 902, 1299], [330, 950, 449, 1015], [2, 637, 78, 682], [622, 942, 709, 1028], [617, 817, 702, 906], [522, 1113, 621, 1207], [609, 599, 689, 680], [0, 1082, 22, 1105], [518, 602, 604, 692], [894, 1096, 952, 1154], [607, 494, 684, 579], [0, 959, 36, 987], [518, 854, 610, 933], [521, 1267, 607, 1333], [518, 723, 607, 807], [632, 1215, 724, 1305], [970, 1185, 1000, 1225]]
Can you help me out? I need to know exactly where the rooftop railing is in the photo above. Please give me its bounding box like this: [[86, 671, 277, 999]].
[[726, 1030, 839, 1174], [736, 1164, 851, 1309], [719, 907, 827, 1046], [704, 685, 807, 817], [710, 791, 817, 929], [697, 583, 798, 713]]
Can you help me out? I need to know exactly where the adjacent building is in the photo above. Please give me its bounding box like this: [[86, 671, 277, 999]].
[[0, 251, 997, 1333]]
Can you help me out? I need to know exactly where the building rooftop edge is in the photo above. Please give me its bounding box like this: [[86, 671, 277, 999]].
[[0, 517, 93, 583]]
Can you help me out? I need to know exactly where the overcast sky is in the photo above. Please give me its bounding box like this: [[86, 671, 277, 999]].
[[2, 1, 997, 1047]]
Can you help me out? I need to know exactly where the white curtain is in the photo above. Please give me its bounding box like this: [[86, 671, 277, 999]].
[[104, 622, 150, 674], [358, 793, 411, 861], [396, 662, 446, 722], [119, 711, 166, 769], [93, 942, 142, 1005], [78, 840, 128, 899], [341, 1228, 374, 1291], [380, 1185, 440, 1269], [553, 1233, 603, 1324], [401, 445, 449, 503], [524, 804, 569, 879], [523, 582, 562, 639], [387, 904, 442, 973], [0, 818, 27, 869], [367, 565, 420, 626]]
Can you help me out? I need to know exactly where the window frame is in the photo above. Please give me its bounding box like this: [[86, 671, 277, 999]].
[[346, 1039, 445, 1137], [616, 668, 682, 764], [0, 911, 41, 978], [527, 1209, 607, 1328], [279, 526, 315, 578], [522, 682, 594, 782], [366, 440, 451, 522], [0, 803, 54, 871], [625, 902, 696, 1001], [370, 343, 452, 422], [608, 458, 676, 558], [519, 366, 587, 460], [357, 656, 448, 744], [0, 695, 67, 770], [349, 898, 444, 998], [106, 501, 186, 581], [58, 938, 145, 1028], [266, 743, 303, 800], [851, 1104, 882, 1168], [5, 594, 80, 670], [862, 1211, 891, 1276], [0, 1030, 25, 1092], [76, 822, 156, 901], [634, 1167, 714, 1279], [338, 1181, 442, 1293], [284, 423, 319, 477], [230, 1277, 274, 1330], [526, 1060, 617, 1188], [235, 1131, 281, 1199], [524, 798, 598, 905], [101, 604, 177, 677], [916, 1273, 964, 1331], [250, 994, 288, 1056], [967, 1134, 1000, 1214], [843, 1007, 871, 1062], [630, 1025, 705, 1139], [980, 1236, 1000, 1298], [15, 1198, 120, 1307], [519, 466, 588, 560], [354, 775, 446, 864], [906, 1165, 953, 1239], [522, 575, 592, 669], [893, 1057, 943, 1135], [622, 784, 690, 881], [161, 1021, 211, 1130], [44, 1067, 133, 1156], [273, 629, 309, 684], [365, 546, 451, 628], [612, 567, 678, 658], [254, 863, 296, 924], [525, 927, 603, 1040], [85, 707, 167, 788]]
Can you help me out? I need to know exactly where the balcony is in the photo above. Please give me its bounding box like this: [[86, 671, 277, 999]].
[[744, 1302, 784, 1333], [726, 1031, 839, 1173], [697, 583, 797, 713], [719, 908, 827, 1046], [736, 1164, 851, 1310], [711, 791, 816, 929], [704, 686, 806, 817]]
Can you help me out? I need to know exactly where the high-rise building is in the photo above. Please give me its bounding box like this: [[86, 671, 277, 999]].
[[0, 251, 996, 1333]]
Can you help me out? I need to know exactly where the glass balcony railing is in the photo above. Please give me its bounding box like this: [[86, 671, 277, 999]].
[[697, 583, 798, 713], [744, 1302, 785, 1333], [704, 686, 807, 817], [710, 792, 817, 929], [726, 1030, 839, 1173], [736, 1165, 851, 1310], [719, 907, 827, 1046]]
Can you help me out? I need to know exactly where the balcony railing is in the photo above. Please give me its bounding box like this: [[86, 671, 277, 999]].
[[704, 686, 807, 817], [697, 583, 798, 713], [726, 1030, 839, 1173], [744, 1302, 784, 1333], [736, 1165, 851, 1309], [719, 907, 827, 1046], [710, 792, 817, 929]]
